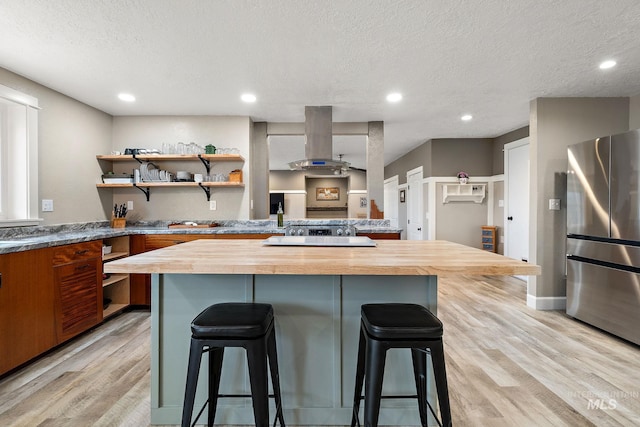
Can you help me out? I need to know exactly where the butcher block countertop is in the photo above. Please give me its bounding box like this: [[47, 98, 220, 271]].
[[104, 239, 540, 276]]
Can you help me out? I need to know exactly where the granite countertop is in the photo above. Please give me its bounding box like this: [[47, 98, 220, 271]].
[[0, 220, 402, 254]]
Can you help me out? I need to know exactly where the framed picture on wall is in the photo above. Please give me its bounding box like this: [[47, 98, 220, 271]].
[[316, 187, 340, 200], [400, 190, 406, 203]]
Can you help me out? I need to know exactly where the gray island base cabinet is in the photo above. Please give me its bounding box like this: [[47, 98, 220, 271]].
[[151, 273, 436, 425], [104, 239, 539, 425]]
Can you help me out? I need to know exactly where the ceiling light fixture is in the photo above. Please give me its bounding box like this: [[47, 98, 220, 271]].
[[241, 93, 257, 103], [117, 93, 136, 102], [461, 114, 473, 121], [386, 93, 402, 103], [599, 60, 617, 69], [118, 93, 136, 102]]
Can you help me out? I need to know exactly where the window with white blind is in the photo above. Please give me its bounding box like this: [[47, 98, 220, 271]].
[[0, 84, 40, 226]]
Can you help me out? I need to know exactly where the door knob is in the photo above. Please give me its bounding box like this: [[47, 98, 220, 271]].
[[417, 227, 422, 231], [507, 216, 513, 221]]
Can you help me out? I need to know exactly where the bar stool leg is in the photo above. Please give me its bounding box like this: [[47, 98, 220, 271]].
[[364, 338, 387, 427], [182, 338, 204, 427], [411, 348, 428, 427], [351, 324, 367, 427], [246, 340, 270, 427], [430, 341, 452, 427], [207, 347, 224, 426], [267, 329, 286, 426]]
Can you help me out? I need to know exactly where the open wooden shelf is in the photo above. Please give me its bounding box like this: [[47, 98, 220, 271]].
[[102, 273, 128, 287], [103, 303, 127, 319], [102, 251, 128, 262], [96, 154, 244, 162]]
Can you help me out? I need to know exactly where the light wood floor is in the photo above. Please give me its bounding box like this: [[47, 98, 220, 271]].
[[1, 275, 639, 426]]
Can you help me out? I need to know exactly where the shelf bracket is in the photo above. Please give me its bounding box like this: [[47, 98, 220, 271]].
[[197, 154, 211, 174], [131, 154, 144, 164], [133, 184, 151, 201], [198, 182, 211, 201]]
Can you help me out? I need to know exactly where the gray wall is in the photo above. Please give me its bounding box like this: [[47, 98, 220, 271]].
[[631, 93, 640, 130], [0, 67, 113, 225], [110, 116, 252, 220], [436, 182, 489, 248], [269, 170, 306, 190], [430, 138, 494, 177], [529, 97, 630, 301], [492, 126, 529, 175], [251, 121, 269, 219], [385, 138, 495, 182], [384, 141, 430, 184]]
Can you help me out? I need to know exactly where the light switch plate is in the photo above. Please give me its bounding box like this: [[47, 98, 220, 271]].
[[549, 198, 561, 210], [209, 200, 217, 210], [127, 200, 134, 210], [42, 199, 53, 212]]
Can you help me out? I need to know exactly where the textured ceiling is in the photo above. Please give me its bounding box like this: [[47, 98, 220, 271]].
[[2, 0, 640, 169]]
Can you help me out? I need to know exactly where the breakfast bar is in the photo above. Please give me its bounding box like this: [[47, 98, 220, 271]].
[[104, 239, 540, 425]]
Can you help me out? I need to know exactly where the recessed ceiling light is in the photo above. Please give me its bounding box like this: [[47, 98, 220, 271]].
[[117, 93, 136, 102], [599, 60, 616, 69], [461, 114, 473, 121], [386, 93, 402, 103], [241, 93, 257, 103]]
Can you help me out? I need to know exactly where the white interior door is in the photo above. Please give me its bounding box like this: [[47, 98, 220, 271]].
[[505, 138, 530, 280], [384, 176, 399, 228], [407, 168, 423, 240]]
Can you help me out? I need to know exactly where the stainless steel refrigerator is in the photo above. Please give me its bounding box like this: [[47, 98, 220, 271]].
[[566, 129, 640, 345]]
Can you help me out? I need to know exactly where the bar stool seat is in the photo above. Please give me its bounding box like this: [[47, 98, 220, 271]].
[[351, 303, 452, 427], [181, 302, 285, 427]]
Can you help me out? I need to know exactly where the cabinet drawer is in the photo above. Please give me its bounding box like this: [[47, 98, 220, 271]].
[[53, 241, 102, 265], [145, 234, 215, 250]]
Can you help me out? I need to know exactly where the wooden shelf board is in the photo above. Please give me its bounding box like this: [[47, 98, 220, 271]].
[[97, 182, 244, 188], [103, 251, 128, 262], [102, 273, 129, 287], [103, 304, 127, 319], [96, 154, 244, 162]]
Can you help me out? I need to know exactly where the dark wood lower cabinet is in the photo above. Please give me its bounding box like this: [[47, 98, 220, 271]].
[[130, 233, 282, 307], [53, 257, 102, 343], [0, 248, 56, 376]]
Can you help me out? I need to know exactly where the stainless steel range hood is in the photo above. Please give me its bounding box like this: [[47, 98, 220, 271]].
[[288, 106, 350, 171]]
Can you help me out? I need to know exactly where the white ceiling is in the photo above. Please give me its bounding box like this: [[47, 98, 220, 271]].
[[2, 0, 640, 170]]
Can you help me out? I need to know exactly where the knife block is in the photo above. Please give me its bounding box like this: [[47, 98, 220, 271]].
[[110, 217, 126, 228]]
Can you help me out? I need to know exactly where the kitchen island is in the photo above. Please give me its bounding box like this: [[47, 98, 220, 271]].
[[105, 239, 539, 425]]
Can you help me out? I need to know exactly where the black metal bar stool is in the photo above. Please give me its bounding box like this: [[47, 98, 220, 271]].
[[351, 303, 452, 427], [181, 302, 285, 427]]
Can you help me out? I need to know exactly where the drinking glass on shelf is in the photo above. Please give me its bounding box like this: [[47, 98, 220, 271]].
[[177, 142, 186, 155]]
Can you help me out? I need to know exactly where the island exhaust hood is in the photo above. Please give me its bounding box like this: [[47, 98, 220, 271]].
[[288, 106, 350, 172]]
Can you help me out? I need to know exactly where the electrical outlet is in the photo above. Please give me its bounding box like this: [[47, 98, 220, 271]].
[[549, 198, 561, 210], [209, 200, 217, 210], [42, 199, 54, 212], [127, 200, 134, 210]]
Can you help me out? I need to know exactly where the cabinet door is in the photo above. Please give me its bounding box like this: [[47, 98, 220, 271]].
[[0, 249, 56, 376], [53, 257, 102, 343], [129, 235, 150, 306]]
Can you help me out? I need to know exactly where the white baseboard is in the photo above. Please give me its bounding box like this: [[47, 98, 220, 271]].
[[527, 294, 566, 310]]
